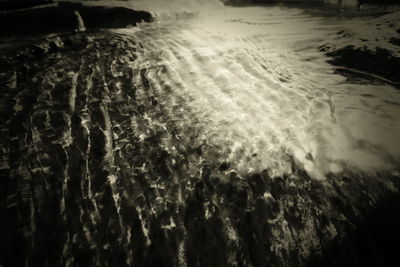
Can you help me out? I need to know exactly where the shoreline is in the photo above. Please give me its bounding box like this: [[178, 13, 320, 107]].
[[1, 3, 400, 267], [0, 2, 153, 36], [319, 10, 400, 86]]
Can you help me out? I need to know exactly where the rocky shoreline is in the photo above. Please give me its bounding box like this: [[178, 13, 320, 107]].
[[320, 11, 400, 86], [0, 34, 86, 71], [1, 3, 400, 267], [0, 2, 153, 36]]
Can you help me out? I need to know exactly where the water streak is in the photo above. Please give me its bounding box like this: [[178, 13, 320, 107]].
[[126, 6, 400, 178]]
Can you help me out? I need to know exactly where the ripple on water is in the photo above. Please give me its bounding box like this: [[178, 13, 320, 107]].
[[129, 6, 400, 178]]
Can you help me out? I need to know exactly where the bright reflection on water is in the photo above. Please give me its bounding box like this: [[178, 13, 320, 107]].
[[117, 5, 400, 179]]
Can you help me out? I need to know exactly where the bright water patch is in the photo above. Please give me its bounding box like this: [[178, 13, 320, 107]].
[[122, 6, 400, 179]]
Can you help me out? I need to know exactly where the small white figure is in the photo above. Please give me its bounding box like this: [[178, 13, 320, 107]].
[[74, 10, 86, 32]]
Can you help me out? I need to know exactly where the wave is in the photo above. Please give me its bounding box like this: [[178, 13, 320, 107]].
[[127, 6, 400, 179]]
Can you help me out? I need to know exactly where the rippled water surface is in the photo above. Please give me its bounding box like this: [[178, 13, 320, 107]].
[[119, 5, 400, 178], [3, 3, 400, 266]]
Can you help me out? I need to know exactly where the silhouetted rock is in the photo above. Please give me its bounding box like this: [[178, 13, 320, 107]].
[[321, 11, 400, 86], [327, 46, 400, 84], [0, 2, 153, 36]]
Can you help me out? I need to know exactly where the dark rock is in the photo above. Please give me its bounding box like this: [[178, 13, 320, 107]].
[[219, 161, 230, 171], [327, 46, 400, 84], [0, 2, 154, 36], [389, 37, 400, 46], [357, 0, 400, 7]]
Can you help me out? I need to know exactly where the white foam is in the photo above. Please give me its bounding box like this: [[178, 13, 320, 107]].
[[128, 6, 400, 178]]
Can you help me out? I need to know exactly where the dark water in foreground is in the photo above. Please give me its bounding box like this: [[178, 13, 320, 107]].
[[1, 4, 400, 267]]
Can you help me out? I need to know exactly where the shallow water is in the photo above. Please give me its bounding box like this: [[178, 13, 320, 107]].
[[2, 3, 400, 266], [119, 5, 400, 179]]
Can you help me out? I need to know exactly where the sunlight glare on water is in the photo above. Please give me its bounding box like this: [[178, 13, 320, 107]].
[[123, 5, 400, 179]]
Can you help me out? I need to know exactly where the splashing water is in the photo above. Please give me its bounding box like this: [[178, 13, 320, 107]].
[[114, 5, 400, 179]]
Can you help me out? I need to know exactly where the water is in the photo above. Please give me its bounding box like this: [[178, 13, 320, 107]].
[[3, 3, 400, 266], [115, 5, 400, 179]]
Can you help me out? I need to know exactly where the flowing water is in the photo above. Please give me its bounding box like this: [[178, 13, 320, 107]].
[[2, 2, 400, 266], [121, 5, 400, 179]]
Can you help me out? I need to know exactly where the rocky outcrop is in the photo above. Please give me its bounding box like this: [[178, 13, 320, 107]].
[[320, 11, 400, 86], [0, 2, 153, 35], [1, 31, 400, 267], [322, 45, 400, 85], [0, 34, 87, 70]]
